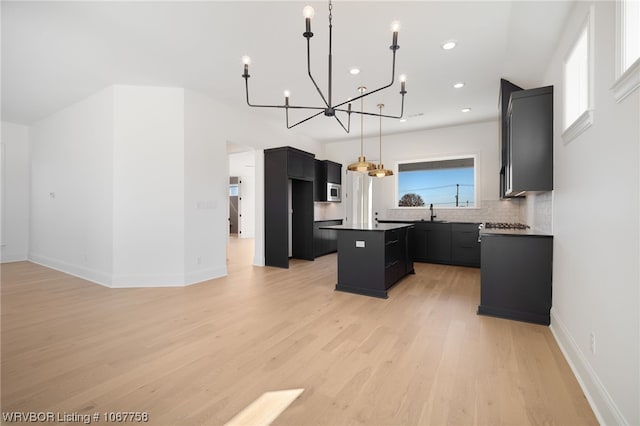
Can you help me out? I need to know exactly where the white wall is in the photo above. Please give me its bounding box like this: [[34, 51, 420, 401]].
[[323, 120, 502, 222], [229, 150, 256, 238], [112, 86, 185, 286], [545, 2, 639, 425], [29, 87, 115, 284], [183, 89, 229, 283], [1, 122, 30, 262]]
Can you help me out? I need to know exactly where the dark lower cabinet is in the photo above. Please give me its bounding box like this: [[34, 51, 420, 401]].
[[380, 220, 481, 268], [477, 234, 553, 325], [313, 220, 342, 257], [451, 223, 481, 267], [413, 222, 451, 263]]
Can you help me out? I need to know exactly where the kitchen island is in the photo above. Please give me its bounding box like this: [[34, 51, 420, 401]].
[[320, 223, 414, 298]]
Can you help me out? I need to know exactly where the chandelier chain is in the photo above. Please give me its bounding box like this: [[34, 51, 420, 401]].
[[329, 1, 332, 25]]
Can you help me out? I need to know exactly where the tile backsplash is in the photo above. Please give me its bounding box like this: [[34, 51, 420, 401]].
[[314, 202, 344, 221], [524, 191, 553, 234], [382, 199, 525, 223]]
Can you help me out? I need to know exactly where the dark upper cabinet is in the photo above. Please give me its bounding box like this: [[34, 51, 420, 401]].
[[314, 159, 342, 202], [326, 161, 342, 184], [499, 79, 523, 199], [505, 85, 554, 197], [287, 148, 315, 181]]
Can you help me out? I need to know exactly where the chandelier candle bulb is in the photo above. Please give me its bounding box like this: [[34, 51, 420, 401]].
[[400, 74, 407, 93], [390, 21, 400, 50], [303, 5, 314, 36], [242, 56, 251, 78], [284, 90, 290, 106]]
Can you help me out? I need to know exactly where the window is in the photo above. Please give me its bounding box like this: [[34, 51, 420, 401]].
[[613, 0, 640, 102], [562, 8, 594, 143], [397, 157, 476, 208], [564, 27, 589, 129]]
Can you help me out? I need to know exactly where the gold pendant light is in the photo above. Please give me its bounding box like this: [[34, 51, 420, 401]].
[[369, 103, 394, 177], [347, 86, 376, 172]]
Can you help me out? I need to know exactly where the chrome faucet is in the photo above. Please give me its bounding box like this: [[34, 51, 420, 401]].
[[430, 203, 437, 222]]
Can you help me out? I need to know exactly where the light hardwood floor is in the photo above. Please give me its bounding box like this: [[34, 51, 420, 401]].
[[1, 237, 597, 425]]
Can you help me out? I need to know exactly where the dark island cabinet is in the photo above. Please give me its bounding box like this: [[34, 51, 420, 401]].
[[331, 224, 415, 299], [264, 146, 315, 268]]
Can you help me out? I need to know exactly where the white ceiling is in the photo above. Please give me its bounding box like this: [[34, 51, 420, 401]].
[[1, 1, 574, 143]]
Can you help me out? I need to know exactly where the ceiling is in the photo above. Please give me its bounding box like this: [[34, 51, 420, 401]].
[[1, 1, 574, 143]]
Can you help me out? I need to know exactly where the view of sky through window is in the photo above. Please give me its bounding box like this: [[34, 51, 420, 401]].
[[398, 158, 475, 208]]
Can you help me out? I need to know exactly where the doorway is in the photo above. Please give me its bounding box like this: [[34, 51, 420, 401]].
[[229, 176, 240, 236], [227, 145, 257, 269]]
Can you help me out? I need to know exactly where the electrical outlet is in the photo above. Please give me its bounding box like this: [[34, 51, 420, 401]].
[[197, 256, 202, 265], [589, 333, 596, 354]]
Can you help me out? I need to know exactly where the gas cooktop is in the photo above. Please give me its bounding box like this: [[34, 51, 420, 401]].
[[483, 222, 530, 230]]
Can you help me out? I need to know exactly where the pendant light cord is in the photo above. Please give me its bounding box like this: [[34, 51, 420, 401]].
[[358, 86, 366, 156], [379, 105, 383, 163]]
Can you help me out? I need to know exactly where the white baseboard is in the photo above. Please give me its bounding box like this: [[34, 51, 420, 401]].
[[29, 253, 228, 288], [550, 310, 629, 426], [28, 252, 112, 287], [1, 252, 28, 263]]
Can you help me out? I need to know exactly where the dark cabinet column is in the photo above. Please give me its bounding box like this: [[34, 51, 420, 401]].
[[264, 149, 289, 268], [292, 180, 314, 260], [264, 146, 315, 268]]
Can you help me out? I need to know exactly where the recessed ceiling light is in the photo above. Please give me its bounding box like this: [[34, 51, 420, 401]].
[[461, 107, 472, 113], [442, 40, 457, 50], [400, 118, 407, 122], [349, 67, 360, 75], [453, 82, 465, 89]]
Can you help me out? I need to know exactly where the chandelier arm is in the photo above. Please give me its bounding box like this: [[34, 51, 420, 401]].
[[244, 75, 326, 110], [286, 110, 326, 129], [332, 114, 348, 133], [333, 49, 398, 110], [335, 90, 405, 119], [306, 38, 330, 108]]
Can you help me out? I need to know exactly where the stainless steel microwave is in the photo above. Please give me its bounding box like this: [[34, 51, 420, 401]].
[[327, 182, 341, 202]]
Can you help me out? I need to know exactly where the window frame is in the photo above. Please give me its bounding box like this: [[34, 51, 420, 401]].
[[395, 154, 478, 209], [562, 6, 595, 145], [612, 0, 640, 102]]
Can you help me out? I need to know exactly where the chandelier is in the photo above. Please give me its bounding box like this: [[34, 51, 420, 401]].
[[241, 0, 407, 133]]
